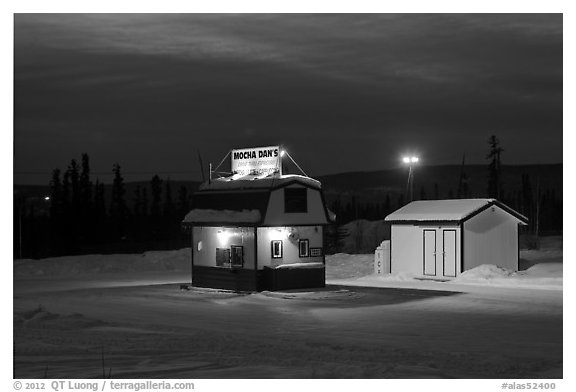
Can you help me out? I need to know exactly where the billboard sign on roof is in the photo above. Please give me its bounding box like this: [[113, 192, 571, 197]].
[[231, 146, 281, 176]]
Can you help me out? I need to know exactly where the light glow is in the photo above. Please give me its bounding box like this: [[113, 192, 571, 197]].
[[44, 196, 50, 201], [403, 156, 419, 164], [217, 230, 231, 244], [268, 227, 289, 240], [280, 150, 286, 157]]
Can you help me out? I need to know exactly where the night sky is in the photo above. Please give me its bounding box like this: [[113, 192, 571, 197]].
[[14, 13, 563, 185]]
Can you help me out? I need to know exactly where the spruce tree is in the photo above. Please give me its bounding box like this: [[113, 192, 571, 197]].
[[177, 185, 190, 218], [93, 179, 106, 245], [49, 169, 62, 220], [457, 153, 469, 199], [163, 178, 175, 220], [68, 159, 80, 212], [150, 175, 163, 222], [521, 174, 533, 225], [141, 187, 149, 217], [80, 154, 92, 216], [383, 194, 391, 216], [133, 185, 142, 218], [486, 135, 504, 199], [110, 163, 128, 239]]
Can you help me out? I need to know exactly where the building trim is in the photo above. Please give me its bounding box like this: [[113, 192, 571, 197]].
[[460, 222, 465, 274], [423, 229, 437, 276], [442, 229, 457, 278]]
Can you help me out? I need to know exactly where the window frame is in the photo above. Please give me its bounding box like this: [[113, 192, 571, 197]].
[[284, 187, 308, 213], [310, 247, 323, 257], [298, 239, 310, 257], [230, 245, 244, 268], [271, 240, 283, 259], [215, 247, 231, 268]]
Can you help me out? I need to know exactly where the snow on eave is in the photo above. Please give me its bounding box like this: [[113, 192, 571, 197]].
[[198, 173, 321, 191], [385, 199, 527, 224], [182, 209, 261, 224]]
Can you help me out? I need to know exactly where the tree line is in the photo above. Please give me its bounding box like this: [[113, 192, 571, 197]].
[[15, 154, 193, 258], [15, 136, 562, 258]]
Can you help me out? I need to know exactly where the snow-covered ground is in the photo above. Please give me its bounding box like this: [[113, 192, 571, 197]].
[[13, 238, 563, 379]]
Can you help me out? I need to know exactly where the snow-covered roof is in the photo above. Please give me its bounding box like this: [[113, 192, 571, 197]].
[[385, 199, 528, 223], [182, 209, 261, 225], [199, 173, 321, 191]]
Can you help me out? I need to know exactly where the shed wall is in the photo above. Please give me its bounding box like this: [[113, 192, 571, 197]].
[[463, 206, 519, 271]]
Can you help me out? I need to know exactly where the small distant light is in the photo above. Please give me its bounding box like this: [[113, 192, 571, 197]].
[[411, 157, 419, 163], [44, 196, 50, 201], [280, 150, 286, 157], [402, 157, 411, 164]]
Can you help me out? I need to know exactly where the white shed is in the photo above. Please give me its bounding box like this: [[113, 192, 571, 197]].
[[384, 199, 528, 279]]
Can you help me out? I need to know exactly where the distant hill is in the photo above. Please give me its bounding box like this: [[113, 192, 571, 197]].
[[317, 164, 562, 204], [14, 163, 562, 211]]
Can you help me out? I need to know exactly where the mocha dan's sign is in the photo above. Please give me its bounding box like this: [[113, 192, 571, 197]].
[[231, 146, 281, 176]]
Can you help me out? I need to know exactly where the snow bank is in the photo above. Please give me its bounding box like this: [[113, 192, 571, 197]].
[[325, 253, 562, 291], [451, 263, 563, 290], [14, 241, 562, 291], [456, 264, 515, 280], [259, 289, 363, 301], [14, 306, 106, 329], [14, 248, 191, 278], [325, 253, 374, 279]]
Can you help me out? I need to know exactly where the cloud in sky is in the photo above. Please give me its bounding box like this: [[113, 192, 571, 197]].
[[14, 14, 562, 183]]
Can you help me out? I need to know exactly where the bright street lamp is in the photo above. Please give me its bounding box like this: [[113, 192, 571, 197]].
[[402, 155, 420, 202]]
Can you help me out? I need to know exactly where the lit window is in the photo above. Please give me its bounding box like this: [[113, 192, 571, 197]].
[[299, 239, 309, 257], [216, 248, 231, 267], [271, 240, 283, 258]]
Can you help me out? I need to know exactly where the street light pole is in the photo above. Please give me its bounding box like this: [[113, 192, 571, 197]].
[[403, 156, 419, 203]]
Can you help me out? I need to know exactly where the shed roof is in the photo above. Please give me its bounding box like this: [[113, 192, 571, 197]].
[[385, 199, 528, 224]]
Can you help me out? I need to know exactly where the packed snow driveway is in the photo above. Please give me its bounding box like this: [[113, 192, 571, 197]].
[[13, 247, 562, 379]]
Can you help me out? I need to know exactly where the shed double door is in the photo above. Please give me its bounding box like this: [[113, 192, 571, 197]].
[[423, 229, 457, 277]]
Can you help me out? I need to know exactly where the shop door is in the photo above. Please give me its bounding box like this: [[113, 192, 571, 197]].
[[442, 230, 457, 277], [423, 230, 436, 276]]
